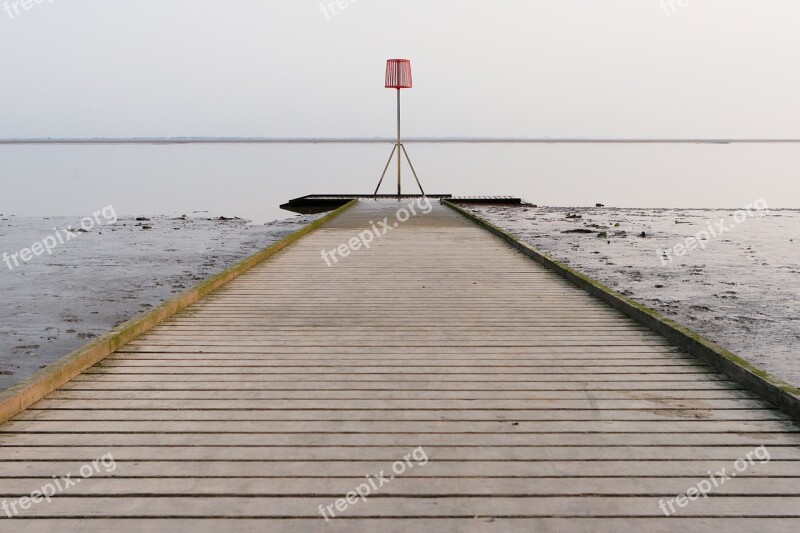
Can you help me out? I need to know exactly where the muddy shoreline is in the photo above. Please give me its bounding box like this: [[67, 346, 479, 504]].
[[0, 213, 319, 391], [466, 205, 800, 388]]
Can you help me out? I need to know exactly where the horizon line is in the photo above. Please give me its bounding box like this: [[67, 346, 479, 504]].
[[2, 137, 800, 145]]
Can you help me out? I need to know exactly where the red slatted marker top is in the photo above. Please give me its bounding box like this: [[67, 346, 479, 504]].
[[385, 59, 413, 89]]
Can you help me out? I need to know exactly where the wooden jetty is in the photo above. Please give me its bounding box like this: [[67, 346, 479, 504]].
[[0, 198, 798, 531]]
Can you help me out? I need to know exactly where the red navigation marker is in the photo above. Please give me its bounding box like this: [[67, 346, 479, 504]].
[[374, 59, 425, 196]]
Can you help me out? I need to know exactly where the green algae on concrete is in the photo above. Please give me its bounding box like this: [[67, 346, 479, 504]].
[[443, 199, 800, 420], [0, 200, 358, 424]]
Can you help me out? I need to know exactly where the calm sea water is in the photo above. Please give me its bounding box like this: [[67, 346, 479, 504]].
[[1, 142, 799, 222]]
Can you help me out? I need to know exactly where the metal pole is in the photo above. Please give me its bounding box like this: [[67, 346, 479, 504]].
[[396, 88, 401, 196], [373, 144, 397, 196]]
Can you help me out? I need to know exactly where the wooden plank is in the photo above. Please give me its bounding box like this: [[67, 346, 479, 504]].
[[55, 381, 749, 391], [0, 519, 797, 533], [0, 477, 796, 495], [99, 357, 704, 365], [82, 366, 713, 375], [117, 346, 686, 354], [0, 445, 797, 461], [66, 374, 727, 382], [30, 398, 772, 409], [2, 420, 798, 433], [4, 496, 800, 518], [0, 460, 797, 477], [44, 389, 759, 400], [1, 432, 798, 447], [1, 199, 797, 529], [12, 408, 789, 422]]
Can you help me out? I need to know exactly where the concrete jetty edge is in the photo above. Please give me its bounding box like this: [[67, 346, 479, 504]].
[[443, 199, 800, 421], [0, 199, 358, 424]]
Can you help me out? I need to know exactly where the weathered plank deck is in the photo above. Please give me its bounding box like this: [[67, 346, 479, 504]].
[[1, 199, 799, 531]]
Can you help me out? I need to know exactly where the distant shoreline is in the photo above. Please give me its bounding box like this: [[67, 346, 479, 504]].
[[2, 137, 800, 145]]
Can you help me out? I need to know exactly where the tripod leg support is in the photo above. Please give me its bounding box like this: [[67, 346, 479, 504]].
[[373, 144, 398, 197], [401, 144, 425, 196]]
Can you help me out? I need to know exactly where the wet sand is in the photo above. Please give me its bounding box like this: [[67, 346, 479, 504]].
[[466, 205, 800, 388], [0, 213, 319, 391]]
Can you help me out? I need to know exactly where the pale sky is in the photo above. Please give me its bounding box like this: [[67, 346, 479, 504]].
[[1, 0, 799, 139]]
